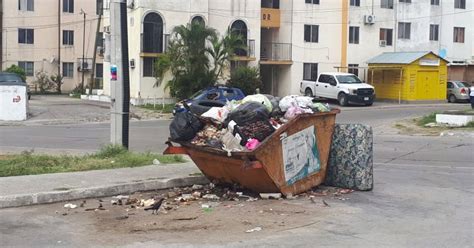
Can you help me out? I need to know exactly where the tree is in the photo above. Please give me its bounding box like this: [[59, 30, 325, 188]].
[[33, 71, 54, 93], [153, 54, 171, 88], [228, 66, 262, 95], [50, 74, 64, 93], [207, 30, 246, 84], [4, 65, 26, 81], [164, 22, 217, 99]]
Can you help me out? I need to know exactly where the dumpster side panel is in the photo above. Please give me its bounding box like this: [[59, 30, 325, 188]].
[[187, 149, 280, 193], [256, 113, 337, 196]]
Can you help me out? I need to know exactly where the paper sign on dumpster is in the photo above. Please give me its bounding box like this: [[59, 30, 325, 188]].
[[282, 126, 321, 185]]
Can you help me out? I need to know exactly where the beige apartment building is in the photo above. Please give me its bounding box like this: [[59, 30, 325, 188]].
[[0, 0, 104, 92], [100, 0, 472, 104]]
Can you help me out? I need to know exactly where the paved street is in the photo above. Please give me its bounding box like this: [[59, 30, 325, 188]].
[[0, 134, 472, 247], [0, 101, 470, 154], [0, 100, 473, 247]]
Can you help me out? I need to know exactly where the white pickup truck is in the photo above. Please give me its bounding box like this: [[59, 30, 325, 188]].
[[300, 72, 375, 106]]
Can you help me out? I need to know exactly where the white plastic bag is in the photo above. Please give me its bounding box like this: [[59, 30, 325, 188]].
[[242, 94, 273, 112], [201, 107, 229, 122]]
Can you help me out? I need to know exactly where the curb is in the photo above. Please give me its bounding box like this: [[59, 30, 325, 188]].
[[0, 176, 209, 209]]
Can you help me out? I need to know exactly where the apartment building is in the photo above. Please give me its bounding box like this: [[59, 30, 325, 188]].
[[347, 0, 473, 81], [0, 0, 104, 92], [102, 0, 473, 103]]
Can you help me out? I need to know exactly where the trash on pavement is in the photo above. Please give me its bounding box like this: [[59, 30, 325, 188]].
[[63, 203, 77, 209], [259, 193, 282, 200], [152, 159, 161, 165], [245, 227, 262, 233]]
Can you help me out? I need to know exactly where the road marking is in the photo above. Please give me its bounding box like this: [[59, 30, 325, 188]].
[[374, 162, 473, 170]]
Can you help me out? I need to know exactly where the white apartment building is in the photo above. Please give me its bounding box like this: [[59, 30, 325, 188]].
[[102, 0, 473, 103], [1, 0, 104, 92]]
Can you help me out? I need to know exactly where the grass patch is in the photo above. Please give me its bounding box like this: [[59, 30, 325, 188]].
[[465, 121, 474, 128], [69, 93, 81, 99], [0, 145, 185, 177], [416, 112, 437, 127], [137, 103, 175, 113]]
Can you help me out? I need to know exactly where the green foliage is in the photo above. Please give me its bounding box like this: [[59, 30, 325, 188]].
[[165, 22, 217, 99], [4, 65, 26, 81], [0, 145, 185, 177], [153, 54, 171, 88], [416, 112, 438, 126], [228, 66, 262, 95], [164, 23, 245, 99], [138, 103, 175, 113], [207, 30, 246, 83], [50, 73, 64, 93], [33, 71, 54, 93]]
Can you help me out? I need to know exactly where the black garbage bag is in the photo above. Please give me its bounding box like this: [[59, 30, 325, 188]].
[[225, 102, 269, 126], [170, 112, 203, 141]]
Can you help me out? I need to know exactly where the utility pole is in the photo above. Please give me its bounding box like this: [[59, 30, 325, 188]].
[[57, 0, 61, 78], [110, 0, 130, 148], [89, 4, 103, 95], [80, 9, 87, 94]]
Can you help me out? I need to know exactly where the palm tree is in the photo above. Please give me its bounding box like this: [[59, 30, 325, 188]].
[[207, 30, 246, 84]]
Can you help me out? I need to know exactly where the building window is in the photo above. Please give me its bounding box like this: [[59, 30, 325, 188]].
[[97, 32, 104, 47], [18, 28, 34, 44], [191, 16, 205, 26], [303, 63, 318, 81], [398, 22, 411, 39], [454, 0, 466, 9], [95, 63, 103, 78], [349, 26, 359, 44], [63, 62, 74, 78], [96, 0, 103, 15], [431, 0, 440, 5], [305, 0, 319, 4], [429, 25, 439, 41], [380, 0, 393, 9], [379, 28, 393, 46], [18, 61, 34, 76], [18, 0, 34, 11], [350, 0, 360, 6], [381, 0, 394, 9], [143, 12, 163, 53], [143, 57, 156, 77], [348, 64, 359, 76], [454, 27, 465, 43], [62, 30, 74, 45], [63, 0, 74, 13], [231, 20, 248, 56], [304, 25, 319, 43], [399, 0, 411, 3]]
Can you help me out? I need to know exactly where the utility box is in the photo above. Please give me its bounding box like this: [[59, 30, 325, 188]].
[[0, 81, 28, 121]]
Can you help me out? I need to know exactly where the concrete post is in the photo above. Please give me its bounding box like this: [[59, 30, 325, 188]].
[[110, 0, 130, 148]]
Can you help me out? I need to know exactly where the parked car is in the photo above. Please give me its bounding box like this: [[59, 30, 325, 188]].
[[300, 72, 375, 106], [0, 72, 30, 100], [173, 86, 245, 115], [447, 81, 470, 103]]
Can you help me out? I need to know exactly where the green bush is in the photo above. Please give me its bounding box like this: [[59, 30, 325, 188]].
[[4, 65, 26, 81], [228, 66, 262, 95]]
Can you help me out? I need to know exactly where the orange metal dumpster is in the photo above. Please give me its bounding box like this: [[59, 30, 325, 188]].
[[164, 109, 340, 196]]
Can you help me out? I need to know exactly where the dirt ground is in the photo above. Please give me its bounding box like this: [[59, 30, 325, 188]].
[[44, 185, 352, 246]]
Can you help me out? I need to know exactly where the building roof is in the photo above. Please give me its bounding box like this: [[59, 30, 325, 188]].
[[366, 51, 445, 64]]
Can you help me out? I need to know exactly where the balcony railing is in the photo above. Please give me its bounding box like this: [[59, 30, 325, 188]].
[[260, 42, 292, 62], [233, 39, 256, 60], [140, 34, 170, 56]]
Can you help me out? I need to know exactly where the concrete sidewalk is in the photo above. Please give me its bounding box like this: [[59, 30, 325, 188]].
[[0, 162, 207, 208]]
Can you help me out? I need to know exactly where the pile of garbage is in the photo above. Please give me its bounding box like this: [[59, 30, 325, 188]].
[[170, 94, 330, 153]]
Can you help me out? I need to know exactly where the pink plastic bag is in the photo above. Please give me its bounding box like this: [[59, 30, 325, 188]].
[[245, 138, 260, 150]]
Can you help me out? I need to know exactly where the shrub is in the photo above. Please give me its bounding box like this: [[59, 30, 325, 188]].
[[33, 71, 54, 93], [4, 65, 26, 81], [228, 66, 262, 95]]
